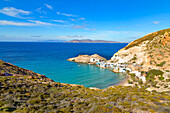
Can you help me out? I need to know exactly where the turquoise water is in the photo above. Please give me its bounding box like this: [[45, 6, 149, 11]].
[[0, 42, 128, 89]]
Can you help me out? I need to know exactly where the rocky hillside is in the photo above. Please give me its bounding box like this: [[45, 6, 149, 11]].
[[111, 28, 170, 73], [0, 59, 169, 112], [110, 28, 170, 93], [0, 28, 170, 112], [0, 60, 53, 82], [124, 28, 170, 50], [0, 72, 170, 112]]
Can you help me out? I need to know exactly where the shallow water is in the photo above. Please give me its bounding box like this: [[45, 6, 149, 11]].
[[0, 42, 128, 89]]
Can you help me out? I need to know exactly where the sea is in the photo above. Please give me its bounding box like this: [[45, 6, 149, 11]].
[[0, 42, 128, 89]]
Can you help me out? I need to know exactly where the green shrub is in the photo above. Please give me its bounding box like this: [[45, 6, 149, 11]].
[[159, 75, 164, 80], [128, 80, 133, 84], [28, 99, 41, 104], [166, 79, 170, 82], [132, 56, 137, 60], [147, 69, 164, 80], [156, 61, 166, 67], [1, 106, 16, 112]]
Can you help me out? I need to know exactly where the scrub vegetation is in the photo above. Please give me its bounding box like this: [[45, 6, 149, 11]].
[[125, 28, 170, 49], [0, 59, 170, 112], [0, 76, 170, 113]]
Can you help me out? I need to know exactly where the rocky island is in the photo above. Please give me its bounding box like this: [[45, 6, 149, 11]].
[[0, 28, 170, 112], [65, 39, 127, 43]]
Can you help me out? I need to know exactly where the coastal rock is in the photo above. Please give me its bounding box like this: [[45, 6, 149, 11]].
[[89, 87, 100, 90], [68, 54, 106, 63], [110, 29, 170, 72], [110, 28, 170, 92]]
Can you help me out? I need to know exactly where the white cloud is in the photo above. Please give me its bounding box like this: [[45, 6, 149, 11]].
[[0, 20, 53, 26], [61, 13, 76, 17], [152, 21, 160, 24], [36, 7, 42, 11], [55, 35, 88, 40], [52, 20, 66, 23], [56, 12, 77, 17], [0, 35, 35, 41], [88, 30, 144, 41], [0, 20, 35, 26], [35, 7, 47, 14], [44, 4, 53, 10], [70, 18, 76, 21], [71, 25, 85, 29], [0, 20, 72, 27], [96, 31, 143, 35], [87, 28, 96, 31], [79, 18, 85, 20], [56, 12, 60, 15], [0, 7, 31, 18], [28, 20, 53, 25]]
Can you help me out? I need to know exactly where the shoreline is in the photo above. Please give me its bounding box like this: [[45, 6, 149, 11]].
[[114, 75, 129, 86], [67, 54, 130, 89], [0, 58, 128, 90], [75, 62, 129, 88]]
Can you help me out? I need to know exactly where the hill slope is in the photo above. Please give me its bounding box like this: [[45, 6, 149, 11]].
[[111, 28, 170, 72], [124, 28, 170, 49], [0, 65, 170, 112], [0, 28, 170, 112], [110, 28, 170, 92]]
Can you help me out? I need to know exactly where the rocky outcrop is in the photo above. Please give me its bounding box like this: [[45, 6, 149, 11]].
[[162, 31, 170, 46], [110, 29, 170, 72], [110, 28, 170, 92], [68, 54, 106, 63]]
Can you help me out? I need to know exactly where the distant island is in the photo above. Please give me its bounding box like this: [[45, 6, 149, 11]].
[[64, 39, 127, 43]]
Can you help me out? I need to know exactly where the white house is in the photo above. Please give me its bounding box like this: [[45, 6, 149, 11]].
[[119, 68, 126, 73], [90, 58, 95, 62], [95, 59, 100, 62], [130, 71, 141, 78], [141, 76, 146, 83], [90, 58, 101, 63], [100, 62, 106, 68], [125, 68, 132, 72]]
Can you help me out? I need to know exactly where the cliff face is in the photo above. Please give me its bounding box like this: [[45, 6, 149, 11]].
[[111, 28, 170, 72]]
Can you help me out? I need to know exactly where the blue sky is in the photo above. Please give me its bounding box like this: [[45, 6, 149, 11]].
[[0, 0, 170, 42]]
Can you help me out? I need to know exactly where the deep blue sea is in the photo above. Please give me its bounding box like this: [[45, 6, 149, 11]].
[[0, 42, 128, 89]]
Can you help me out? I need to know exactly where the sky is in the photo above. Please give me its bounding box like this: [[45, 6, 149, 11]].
[[0, 0, 170, 42]]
